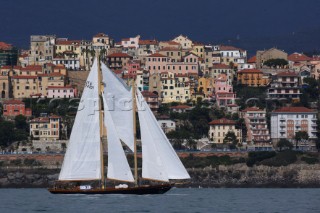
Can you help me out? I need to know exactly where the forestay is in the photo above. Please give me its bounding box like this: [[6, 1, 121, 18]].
[[101, 62, 134, 151], [59, 59, 101, 181], [136, 90, 190, 182], [103, 95, 134, 182]]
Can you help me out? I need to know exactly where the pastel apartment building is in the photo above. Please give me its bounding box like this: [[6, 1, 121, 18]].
[[172, 35, 193, 50], [242, 107, 271, 149], [214, 74, 237, 113], [30, 115, 61, 141], [208, 118, 241, 144], [2, 100, 32, 118], [268, 71, 301, 101], [47, 85, 76, 98], [106, 53, 133, 71], [141, 90, 159, 112], [220, 45, 247, 66], [237, 69, 270, 87], [270, 107, 317, 146]]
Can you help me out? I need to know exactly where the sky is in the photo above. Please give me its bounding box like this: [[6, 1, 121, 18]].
[[1, 0, 320, 54]]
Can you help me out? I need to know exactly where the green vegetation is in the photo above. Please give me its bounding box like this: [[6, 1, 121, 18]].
[[276, 139, 293, 151], [260, 150, 298, 167], [301, 156, 319, 164], [294, 131, 309, 149], [264, 58, 288, 68], [246, 151, 276, 167], [181, 154, 234, 168]]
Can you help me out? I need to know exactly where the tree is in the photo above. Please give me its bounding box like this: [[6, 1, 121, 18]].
[[0, 121, 15, 147], [223, 131, 238, 149], [14, 115, 27, 130], [186, 138, 197, 150], [294, 131, 309, 149], [264, 58, 288, 68], [276, 139, 293, 151], [61, 143, 67, 152]]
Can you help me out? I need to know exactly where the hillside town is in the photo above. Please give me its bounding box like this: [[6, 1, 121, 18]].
[[0, 33, 319, 153]]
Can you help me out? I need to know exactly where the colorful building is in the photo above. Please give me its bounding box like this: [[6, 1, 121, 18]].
[[270, 107, 317, 146], [208, 118, 241, 144]]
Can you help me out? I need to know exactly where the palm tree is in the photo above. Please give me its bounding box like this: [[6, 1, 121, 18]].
[[294, 131, 309, 150]]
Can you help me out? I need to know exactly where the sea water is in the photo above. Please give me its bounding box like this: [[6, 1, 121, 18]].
[[0, 188, 319, 213]]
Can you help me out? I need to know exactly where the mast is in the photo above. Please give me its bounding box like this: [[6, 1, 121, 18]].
[[132, 78, 138, 186], [97, 50, 105, 189]]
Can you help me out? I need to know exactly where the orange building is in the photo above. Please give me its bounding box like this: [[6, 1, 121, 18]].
[[2, 100, 32, 118], [237, 69, 270, 87]]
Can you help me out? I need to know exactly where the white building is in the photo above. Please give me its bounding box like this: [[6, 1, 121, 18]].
[[157, 117, 176, 133], [208, 118, 241, 144], [47, 85, 76, 98], [271, 107, 317, 145], [30, 115, 61, 141], [220, 45, 247, 65], [268, 71, 301, 101], [172, 35, 193, 49], [121, 35, 140, 49], [53, 58, 80, 70]]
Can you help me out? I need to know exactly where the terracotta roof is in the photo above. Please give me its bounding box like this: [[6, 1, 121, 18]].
[[147, 53, 167, 57], [288, 53, 311, 62], [12, 76, 37, 79], [139, 40, 158, 45], [56, 40, 81, 45], [30, 117, 50, 123], [0, 65, 20, 69], [94, 33, 108, 37], [237, 69, 262, 74], [49, 115, 62, 119], [141, 91, 158, 98], [157, 115, 170, 120], [276, 71, 298, 77], [161, 41, 180, 45], [248, 56, 256, 63], [21, 65, 42, 72], [107, 53, 132, 58], [170, 105, 192, 109], [0, 42, 13, 50], [3, 100, 24, 105], [20, 53, 29, 58], [209, 118, 236, 125], [38, 73, 64, 77], [212, 64, 230, 69], [242, 107, 264, 112], [47, 85, 73, 89], [159, 47, 180, 51], [113, 70, 123, 74], [220, 45, 244, 52], [273, 107, 315, 113], [121, 38, 130, 41]]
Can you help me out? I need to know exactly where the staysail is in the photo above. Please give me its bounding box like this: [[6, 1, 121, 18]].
[[136, 90, 190, 181], [59, 59, 101, 181], [101, 62, 134, 151], [102, 95, 134, 182]]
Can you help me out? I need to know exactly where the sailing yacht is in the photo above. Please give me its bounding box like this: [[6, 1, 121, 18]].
[[48, 56, 190, 194]]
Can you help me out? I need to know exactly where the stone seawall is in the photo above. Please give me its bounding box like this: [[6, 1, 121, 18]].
[[0, 163, 319, 188]]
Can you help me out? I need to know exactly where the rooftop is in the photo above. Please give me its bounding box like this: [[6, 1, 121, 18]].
[[237, 69, 262, 74], [273, 107, 315, 113], [209, 118, 236, 125]]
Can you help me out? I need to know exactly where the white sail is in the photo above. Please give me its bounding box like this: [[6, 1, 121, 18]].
[[101, 62, 134, 151], [103, 95, 134, 182], [136, 90, 190, 181], [59, 59, 101, 181]]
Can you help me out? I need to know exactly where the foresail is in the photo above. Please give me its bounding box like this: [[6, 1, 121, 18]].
[[103, 95, 134, 182], [136, 90, 190, 181], [101, 62, 134, 151], [59, 59, 101, 181]]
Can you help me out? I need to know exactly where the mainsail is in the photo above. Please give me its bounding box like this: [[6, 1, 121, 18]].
[[59, 59, 101, 181], [103, 95, 134, 182], [136, 90, 190, 181], [101, 62, 134, 151]]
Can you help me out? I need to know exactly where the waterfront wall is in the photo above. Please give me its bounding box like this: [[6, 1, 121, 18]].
[[0, 163, 319, 188]]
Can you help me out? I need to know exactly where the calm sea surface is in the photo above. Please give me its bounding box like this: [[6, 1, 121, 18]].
[[0, 188, 319, 213]]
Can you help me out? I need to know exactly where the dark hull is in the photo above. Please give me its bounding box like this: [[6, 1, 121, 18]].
[[48, 184, 173, 195]]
